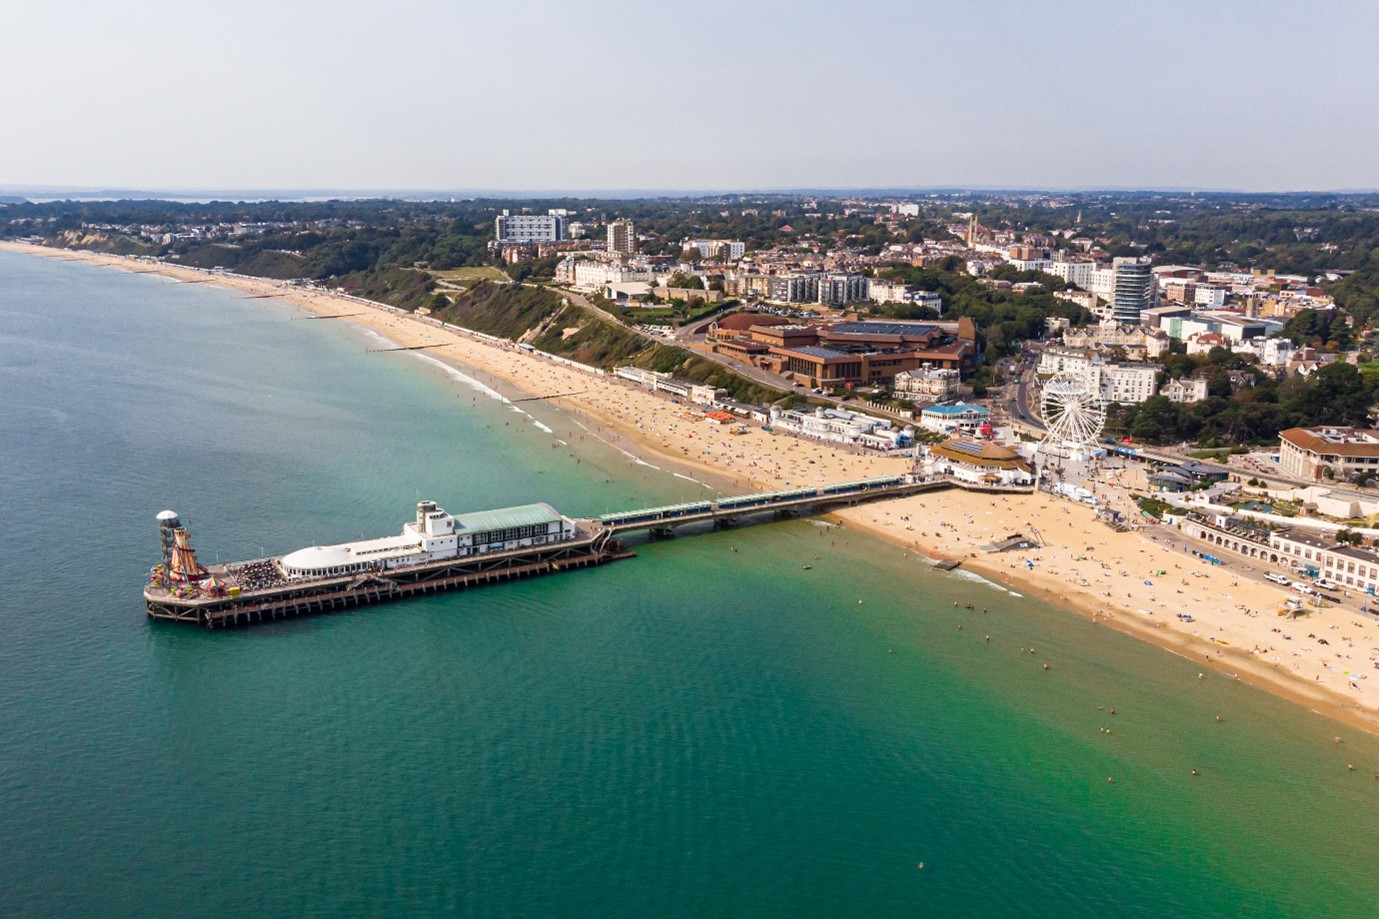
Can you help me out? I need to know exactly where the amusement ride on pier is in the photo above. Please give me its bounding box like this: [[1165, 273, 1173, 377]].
[[144, 474, 1026, 628]]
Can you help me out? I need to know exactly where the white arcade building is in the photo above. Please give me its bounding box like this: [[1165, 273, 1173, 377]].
[[279, 501, 576, 580]]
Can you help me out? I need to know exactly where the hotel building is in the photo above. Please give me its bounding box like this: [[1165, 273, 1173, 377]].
[[1279, 427, 1379, 482]]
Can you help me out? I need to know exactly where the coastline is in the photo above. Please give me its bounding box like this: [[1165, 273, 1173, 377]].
[[9, 240, 1379, 735]]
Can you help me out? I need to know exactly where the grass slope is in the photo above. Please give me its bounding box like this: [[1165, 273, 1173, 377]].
[[436, 282, 787, 404]]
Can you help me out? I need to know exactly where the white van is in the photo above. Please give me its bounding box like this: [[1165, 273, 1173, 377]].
[[1265, 573, 1291, 585]]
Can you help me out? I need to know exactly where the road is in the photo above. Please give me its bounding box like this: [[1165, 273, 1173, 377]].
[[985, 350, 1045, 437]]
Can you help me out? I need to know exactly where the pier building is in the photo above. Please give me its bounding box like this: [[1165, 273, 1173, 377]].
[[278, 502, 575, 579]]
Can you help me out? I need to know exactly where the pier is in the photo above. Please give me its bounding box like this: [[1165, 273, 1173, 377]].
[[144, 474, 1032, 628]]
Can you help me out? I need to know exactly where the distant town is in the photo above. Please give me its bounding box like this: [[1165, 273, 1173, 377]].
[[8, 191, 1379, 533]]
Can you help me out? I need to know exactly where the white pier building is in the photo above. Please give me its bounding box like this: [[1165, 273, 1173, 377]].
[[279, 501, 576, 580]]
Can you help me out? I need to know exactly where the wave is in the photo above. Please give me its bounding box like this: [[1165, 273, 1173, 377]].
[[410, 351, 509, 403], [950, 568, 1021, 596]]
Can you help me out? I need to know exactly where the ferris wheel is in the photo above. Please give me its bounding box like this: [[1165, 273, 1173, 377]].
[[1039, 369, 1107, 460]]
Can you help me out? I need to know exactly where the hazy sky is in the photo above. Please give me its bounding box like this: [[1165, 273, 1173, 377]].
[[3, 0, 1376, 192]]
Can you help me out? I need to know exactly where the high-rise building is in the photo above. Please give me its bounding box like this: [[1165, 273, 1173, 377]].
[[1111, 256, 1154, 324], [495, 210, 566, 243], [607, 219, 636, 255]]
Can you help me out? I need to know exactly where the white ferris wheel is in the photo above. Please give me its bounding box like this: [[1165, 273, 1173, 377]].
[[1039, 369, 1107, 460]]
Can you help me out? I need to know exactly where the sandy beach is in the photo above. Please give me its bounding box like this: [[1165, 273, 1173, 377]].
[[12, 240, 1379, 735]]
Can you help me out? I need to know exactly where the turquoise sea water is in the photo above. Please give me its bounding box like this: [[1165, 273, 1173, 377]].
[[2, 249, 1378, 917]]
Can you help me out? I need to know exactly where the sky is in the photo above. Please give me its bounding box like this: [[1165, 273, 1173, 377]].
[[2, 0, 1377, 194]]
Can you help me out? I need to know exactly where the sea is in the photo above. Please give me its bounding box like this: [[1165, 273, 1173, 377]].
[[2, 248, 1377, 918]]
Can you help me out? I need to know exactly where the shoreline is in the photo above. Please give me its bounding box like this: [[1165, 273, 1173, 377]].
[[9, 240, 1379, 735]]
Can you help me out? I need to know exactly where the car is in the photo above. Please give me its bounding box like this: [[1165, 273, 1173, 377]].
[[1265, 573, 1291, 585], [1291, 582, 1314, 595]]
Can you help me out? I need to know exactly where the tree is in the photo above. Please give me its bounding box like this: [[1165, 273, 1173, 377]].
[[667, 273, 703, 290]]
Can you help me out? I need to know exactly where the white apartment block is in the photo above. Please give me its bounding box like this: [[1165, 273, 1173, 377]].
[[1095, 363, 1160, 404], [1037, 347, 1159, 404], [571, 260, 652, 291], [1045, 260, 1096, 288], [495, 211, 567, 243], [685, 239, 746, 260], [1087, 267, 1117, 299], [1195, 285, 1227, 308], [1037, 345, 1095, 376], [867, 279, 943, 312]]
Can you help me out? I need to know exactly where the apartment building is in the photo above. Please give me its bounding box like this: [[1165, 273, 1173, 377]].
[[1111, 256, 1154, 324], [868, 279, 944, 312], [685, 239, 745, 260], [607, 219, 636, 256], [495, 211, 567, 243]]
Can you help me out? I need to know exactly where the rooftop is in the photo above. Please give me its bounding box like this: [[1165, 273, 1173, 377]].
[[1277, 529, 1334, 550], [791, 345, 854, 359], [930, 439, 1029, 469], [1281, 427, 1379, 455], [827, 321, 935, 337], [922, 402, 989, 416], [452, 503, 565, 534]]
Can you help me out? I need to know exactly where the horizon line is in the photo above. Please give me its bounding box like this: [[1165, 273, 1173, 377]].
[[5, 184, 1379, 201]]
